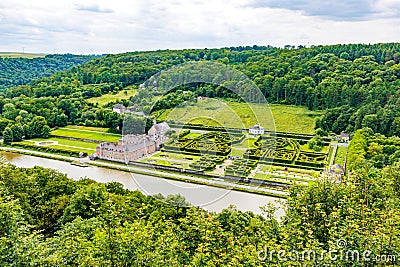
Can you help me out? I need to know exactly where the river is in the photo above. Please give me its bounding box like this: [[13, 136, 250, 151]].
[[2, 152, 285, 218]]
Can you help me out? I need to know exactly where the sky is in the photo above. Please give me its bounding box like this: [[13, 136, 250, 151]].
[[0, 0, 400, 54]]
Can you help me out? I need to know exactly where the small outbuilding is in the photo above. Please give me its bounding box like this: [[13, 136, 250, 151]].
[[339, 133, 350, 142], [249, 124, 264, 135], [112, 104, 126, 114]]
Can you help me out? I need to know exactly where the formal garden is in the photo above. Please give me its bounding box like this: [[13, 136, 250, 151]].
[[158, 129, 330, 181]]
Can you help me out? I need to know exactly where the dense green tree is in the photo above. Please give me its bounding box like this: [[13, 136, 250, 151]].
[[0, 118, 12, 133], [55, 113, 68, 127], [10, 124, 24, 142], [308, 134, 324, 151], [347, 129, 368, 171], [122, 114, 147, 135], [28, 116, 51, 138], [2, 126, 13, 143]]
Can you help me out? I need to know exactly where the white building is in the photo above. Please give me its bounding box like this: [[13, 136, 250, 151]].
[[148, 122, 170, 143], [249, 124, 264, 135], [340, 133, 350, 142], [112, 104, 126, 114]]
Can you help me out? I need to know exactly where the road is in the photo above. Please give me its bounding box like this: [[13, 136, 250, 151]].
[[331, 142, 349, 147]]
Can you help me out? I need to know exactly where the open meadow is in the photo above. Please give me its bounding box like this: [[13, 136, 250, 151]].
[[155, 99, 321, 134], [87, 87, 136, 106], [51, 126, 121, 142], [51, 128, 121, 142], [17, 138, 97, 154]]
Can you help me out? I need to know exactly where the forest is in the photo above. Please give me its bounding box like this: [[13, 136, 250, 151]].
[[0, 54, 96, 91], [0, 43, 399, 141], [0, 129, 399, 265]]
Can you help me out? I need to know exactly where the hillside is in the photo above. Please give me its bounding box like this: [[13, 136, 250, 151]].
[[1, 43, 400, 138], [1, 44, 400, 265], [0, 54, 97, 90]]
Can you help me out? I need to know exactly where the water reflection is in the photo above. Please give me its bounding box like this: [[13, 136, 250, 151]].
[[2, 152, 285, 217]]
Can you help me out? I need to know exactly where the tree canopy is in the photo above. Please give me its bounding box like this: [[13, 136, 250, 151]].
[[1, 43, 399, 138]]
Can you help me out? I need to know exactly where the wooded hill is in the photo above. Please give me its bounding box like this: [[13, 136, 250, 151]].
[[1, 43, 400, 137], [0, 131, 399, 266], [0, 54, 97, 91], [1, 44, 400, 265]]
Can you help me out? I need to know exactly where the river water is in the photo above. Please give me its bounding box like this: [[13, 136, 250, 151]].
[[2, 152, 285, 217]]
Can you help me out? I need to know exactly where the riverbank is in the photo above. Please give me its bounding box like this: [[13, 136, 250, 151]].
[[2, 151, 285, 217], [0, 146, 287, 199]]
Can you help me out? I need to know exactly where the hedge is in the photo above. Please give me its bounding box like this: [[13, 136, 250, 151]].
[[9, 142, 87, 157]]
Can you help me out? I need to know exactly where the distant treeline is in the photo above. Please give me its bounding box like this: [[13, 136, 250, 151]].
[[0, 54, 97, 90]]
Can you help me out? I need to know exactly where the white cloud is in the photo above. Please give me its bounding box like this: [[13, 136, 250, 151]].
[[74, 4, 114, 13], [0, 0, 399, 54]]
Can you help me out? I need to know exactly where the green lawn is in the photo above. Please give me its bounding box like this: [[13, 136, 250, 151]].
[[17, 138, 97, 154], [155, 99, 321, 134], [334, 146, 348, 166], [156, 151, 201, 161], [232, 137, 258, 149], [51, 128, 121, 142], [230, 148, 246, 157], [87, 87, 136, 106], [184, 132, 203, 139]]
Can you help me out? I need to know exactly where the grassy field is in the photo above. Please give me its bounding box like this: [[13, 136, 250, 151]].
[[334, 146, 348, 166], [17, 138, 97, 154], [155, 99, 321, 134], [87, 87, 136, 106], [51, 128, 121, 142], [64, 125, 111, 133], [0, 52, 46, 58], [230, 148, 246, 157]]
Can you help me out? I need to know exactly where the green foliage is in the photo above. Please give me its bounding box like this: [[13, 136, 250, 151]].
[[8, 142, 88, 157], [164, 131, 238, 156], [0, 188, 41, 266], [10, 123, 24, 142], [2, 127, 13, 143], [122, 114, 152, 135], [347, 130, 368, 171], [60, 183, 106, 224], [0, 137, 400, 265], [29, 116, 51, 138], [308, 134, 324, 151], [0, 54, 96, 90]]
